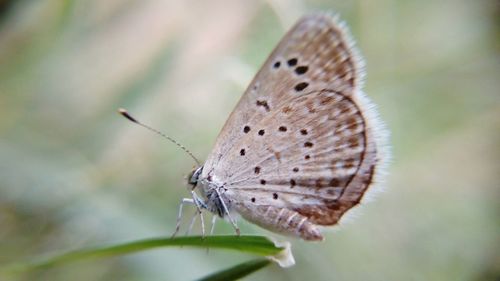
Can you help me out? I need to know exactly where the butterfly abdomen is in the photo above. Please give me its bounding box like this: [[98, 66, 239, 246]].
[[234, 203, 323, 241]]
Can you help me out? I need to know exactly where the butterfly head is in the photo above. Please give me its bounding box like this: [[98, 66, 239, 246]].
[[188, 166, 203, 188]]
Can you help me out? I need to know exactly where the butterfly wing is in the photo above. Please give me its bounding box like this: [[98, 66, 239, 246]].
[[201, 14, 388, 240], [226, 89, 381, 224], [202, 14, 361, 175]]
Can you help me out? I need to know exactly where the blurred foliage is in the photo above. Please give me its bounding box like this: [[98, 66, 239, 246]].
[[196, 259, 271, 281], [0, 0, 499, 281]]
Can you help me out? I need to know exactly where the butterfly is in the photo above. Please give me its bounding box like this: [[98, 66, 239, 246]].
[[122, 13, 388, 241]]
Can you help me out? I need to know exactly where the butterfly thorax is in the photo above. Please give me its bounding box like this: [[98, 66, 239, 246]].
[[188, 166, 231, 218]]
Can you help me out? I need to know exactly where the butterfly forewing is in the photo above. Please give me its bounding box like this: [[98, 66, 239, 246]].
[[200, 13, 387, 240], [202, 14, 360, 174]]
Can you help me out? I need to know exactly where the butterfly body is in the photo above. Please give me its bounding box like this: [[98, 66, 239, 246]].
[[186, 13, 388, 241]]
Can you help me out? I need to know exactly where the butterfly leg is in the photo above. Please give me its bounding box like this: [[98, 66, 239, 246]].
[[205, 215, 218, 254], [214, 188, 240, 236], [199, 211, 206, 238], [172, 198, 195, 238], [185, 209, 206, 237], [185, 209, 198, 236], [191, 191, 207, 238], [210, 215, 217, 236]]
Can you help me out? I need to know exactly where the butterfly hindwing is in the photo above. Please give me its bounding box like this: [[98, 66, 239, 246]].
[[225, 89, 378, 225]]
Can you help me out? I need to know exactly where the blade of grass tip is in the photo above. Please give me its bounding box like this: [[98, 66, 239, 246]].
[[195, 258, 272, 281], [0, 235, 285, 274]]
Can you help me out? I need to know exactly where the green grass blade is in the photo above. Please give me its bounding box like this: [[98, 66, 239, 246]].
[[0, 235, 285, 274], [195, 259, 272, 281]]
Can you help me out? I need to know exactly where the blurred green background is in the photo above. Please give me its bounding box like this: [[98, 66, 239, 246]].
[[0, 0, 499, 280]]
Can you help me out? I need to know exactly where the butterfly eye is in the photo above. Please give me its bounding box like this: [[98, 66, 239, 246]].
[[188, 166, 203, 186]]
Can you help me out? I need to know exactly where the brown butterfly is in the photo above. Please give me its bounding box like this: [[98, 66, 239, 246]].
[[122, 13, 389, 241]]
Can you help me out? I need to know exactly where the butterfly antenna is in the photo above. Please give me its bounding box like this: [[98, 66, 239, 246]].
[[118, 108, 201, 166]]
